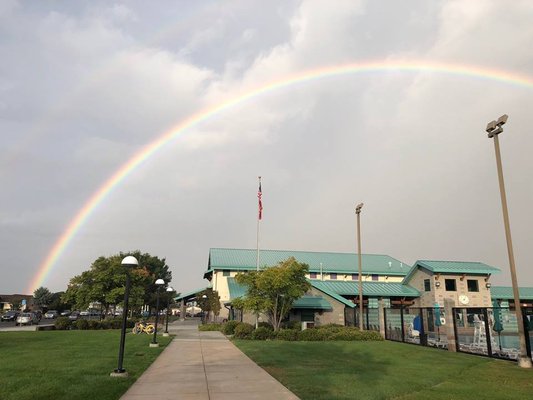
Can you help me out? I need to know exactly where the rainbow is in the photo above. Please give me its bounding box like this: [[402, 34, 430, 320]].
[[27, 60, 533, 292]]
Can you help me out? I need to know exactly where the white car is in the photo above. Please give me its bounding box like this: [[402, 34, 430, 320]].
[[16, 312, 39, 326], [80, 310, 90, 316], [44, 310, 58, 319]]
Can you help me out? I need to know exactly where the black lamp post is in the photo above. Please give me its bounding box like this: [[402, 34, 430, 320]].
[[111, 255, 138, 377], [163, 286, 174, 337], [150, 278, 165, 347]]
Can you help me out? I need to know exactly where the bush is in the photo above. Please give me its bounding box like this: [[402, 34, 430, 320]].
[[87, 320, 101, 330], [75, 319, 89, 330], [221, 320, 239, 335], [299, 328, 329, 341], [99, 320, 111, 330], [280, 320, 301, 330], [257, 322, 273, 330], [198, 323, 222, 331], [274, 329, 300, 341], [233, 323, 254, 339], [251, 326, 273, 340], [54, 317, 72, 330]]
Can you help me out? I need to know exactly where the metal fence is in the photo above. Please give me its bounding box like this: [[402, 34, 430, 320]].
[[383, 307, 448, 350], [453, 307, 533, 361], [344, 307, 380, 331], [382, 306, 533, 362]]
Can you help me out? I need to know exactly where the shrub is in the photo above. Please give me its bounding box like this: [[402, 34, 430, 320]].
[[87, 320, 101, 330], [75, 319, 89, 330], [108, 318, 123, 329], [54, 317, 72, 330], [233, 323, 254, 339], [99, 320, 111, 330], [274, 329, 300, 341], [221, 320, 239, 335], [198, 323, 222, 331], [257, 322, 273, 330], [251, 326, 273, 340], [299, 328, 329, 341], [281, 321, 301, 330]]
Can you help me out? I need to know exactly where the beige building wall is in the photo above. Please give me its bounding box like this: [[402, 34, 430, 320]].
[[408, 268, 492, 308]]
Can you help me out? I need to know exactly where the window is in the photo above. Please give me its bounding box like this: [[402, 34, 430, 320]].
[[330, 273, 337, 280], [352, 274, 358, 280], [424, 279, 431, 291], [445, 279, 456, 291], [467, 279, 479, 292], [372, 274, 379, 281], [223, 270, 230, 277], [310, 272, 317, 279]]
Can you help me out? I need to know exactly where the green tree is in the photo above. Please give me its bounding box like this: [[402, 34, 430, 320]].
[[196, 288, 221, 322], [63, 251, 172, 315], [33, 287, 53, 309], [233, 257, 311, 331]]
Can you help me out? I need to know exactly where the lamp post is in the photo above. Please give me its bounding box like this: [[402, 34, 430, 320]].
[[201, 294, 208, 324], [111, 255, 138, 377], [150, 278, 165, 348], [356, 203, 364, 330], [484, 115, 532, 368], [163, 286, 174, 337]]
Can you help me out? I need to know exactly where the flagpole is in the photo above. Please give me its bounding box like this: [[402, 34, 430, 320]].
[[255, 176, 262, 329]]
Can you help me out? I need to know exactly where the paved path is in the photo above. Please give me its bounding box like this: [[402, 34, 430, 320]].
[[120, 320, 300, 400]]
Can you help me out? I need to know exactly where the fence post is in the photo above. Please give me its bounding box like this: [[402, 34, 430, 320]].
[[444, 298, 457, 352], [378, 298, 386, 339], [400, 306, 405, 342], [522, 308, 531, 358], [482, 308, 493, 357]]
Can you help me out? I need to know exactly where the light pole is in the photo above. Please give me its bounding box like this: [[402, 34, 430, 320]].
[[111, 255, 138, 377], [150, 278, 165, 348], [485, 115, 532, 368], [201, 294, 208, 324], [163, 286, 174, 337], [356, 203, 364, 330]]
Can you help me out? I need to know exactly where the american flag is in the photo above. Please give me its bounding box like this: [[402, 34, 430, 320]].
[[258, 179, 263, 220]]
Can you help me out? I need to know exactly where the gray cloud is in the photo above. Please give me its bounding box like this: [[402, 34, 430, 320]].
[[1, 1, 533, 296]]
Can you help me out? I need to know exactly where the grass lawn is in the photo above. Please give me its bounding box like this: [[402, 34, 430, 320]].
[[234, 340, 533, 400], [0, 330, 172, 400]]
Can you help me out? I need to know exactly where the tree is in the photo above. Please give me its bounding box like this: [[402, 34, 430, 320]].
[[233, 257, 311, 331], [196, 288, 221, 323], [33, 287, 53, 309], [63, 250, 172, 315]]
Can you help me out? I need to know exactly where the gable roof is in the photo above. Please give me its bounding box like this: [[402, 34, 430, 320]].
[[490, 286, 533, 301], [311, 280, 420, 299], [206, 248, 409, 277], [226, 277, 332, 310], [403, 260, 501, 284]]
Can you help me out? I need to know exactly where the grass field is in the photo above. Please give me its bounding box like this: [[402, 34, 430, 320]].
[[0, 330, 172, 400], [235, 340, 533, 400]]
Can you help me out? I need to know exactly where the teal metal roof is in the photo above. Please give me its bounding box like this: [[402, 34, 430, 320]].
[[403, 260, 501, 284], [311, 280, 420, 298], [207, 248, 409, 276], [175, 287, 211, 302], [226, 278, 332, 310], [491, 286, 533, 301]]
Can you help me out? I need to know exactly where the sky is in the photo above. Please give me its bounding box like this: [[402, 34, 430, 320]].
[[2, 0, 533, 296]]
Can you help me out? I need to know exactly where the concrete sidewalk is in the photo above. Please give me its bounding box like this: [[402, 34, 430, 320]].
[[120, 319, 299, 400]]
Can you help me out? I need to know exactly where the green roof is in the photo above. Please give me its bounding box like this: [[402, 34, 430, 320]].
[[490, 286, 533, 301], [175, 287, 211, 302], [206, 248, 409, 277], [311, 280, 420, 298], [226, 278, 332, 310], [403, 260, 501, 284]]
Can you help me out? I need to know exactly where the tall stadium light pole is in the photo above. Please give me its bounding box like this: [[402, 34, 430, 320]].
[[485, 115, 532, 369], [150, 278, 165, 347], [356, 203, 364, 330], [111, 255, 138, 377], [163, 286, 174, 337]]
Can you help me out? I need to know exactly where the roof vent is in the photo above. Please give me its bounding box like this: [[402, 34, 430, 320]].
[[400, 262, 403, 268], [388, 262, 392, 268]]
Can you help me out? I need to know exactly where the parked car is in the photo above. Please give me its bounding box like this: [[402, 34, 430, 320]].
[[69, 311, 81, 321], [33, 310, 43, 321], [60, 310, 71, 317], [44, 310, 59, 319], [79, 310, 90, 316], [1, 311, 19, 322], [16, 312, 39, 326]]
